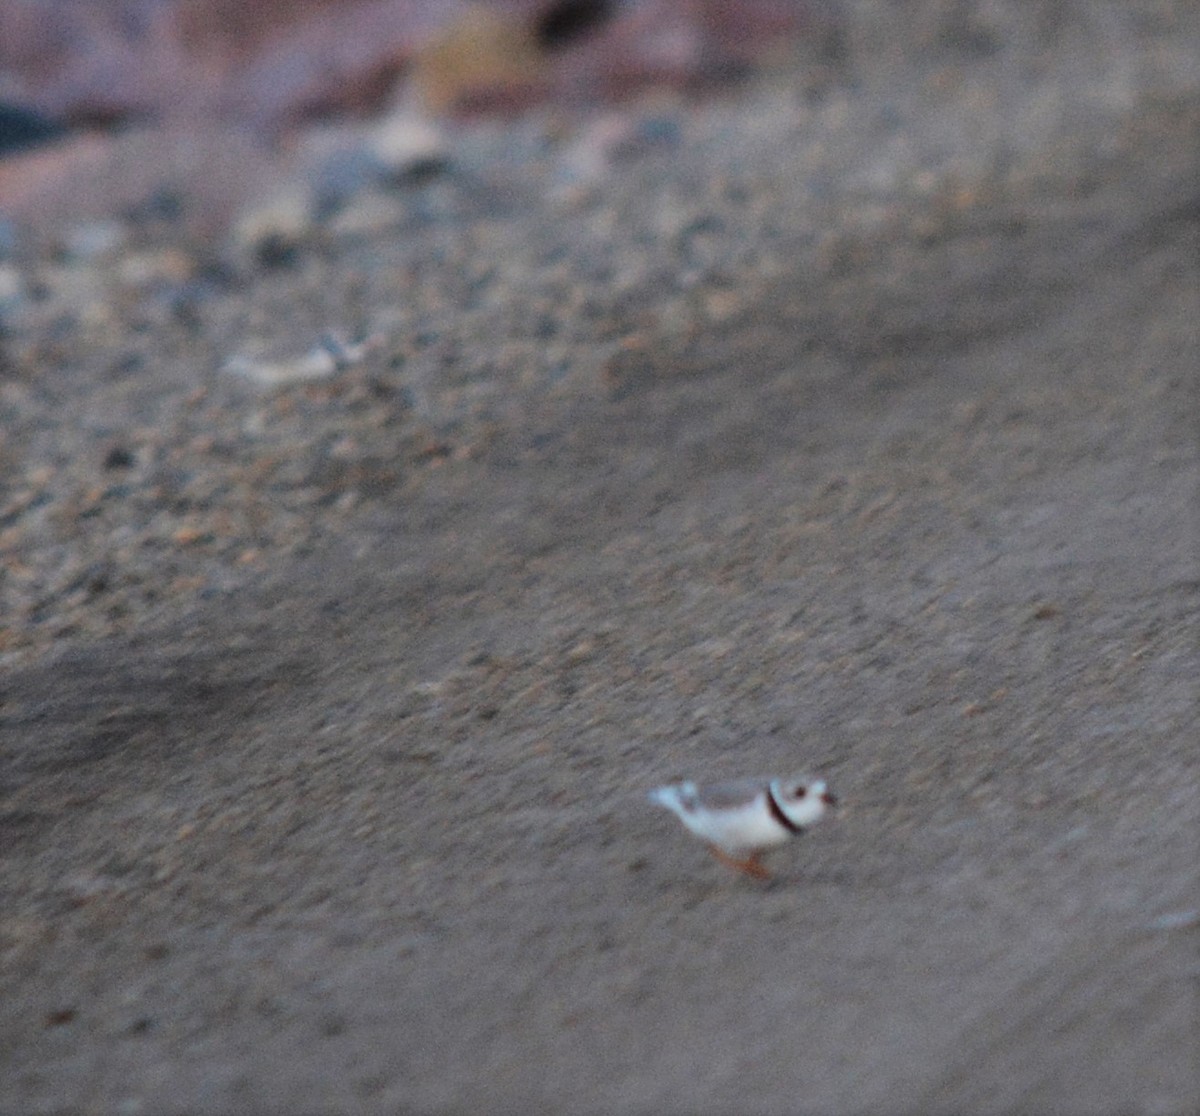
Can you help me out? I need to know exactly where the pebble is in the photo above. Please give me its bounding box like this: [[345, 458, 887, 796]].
[[223, 345, 339, 388], [0, 218, 19, 260], [559, 111, 683, 184], [327, 191, 407, 238], [230, 188, 314, 268], [62, 219, 127, 262], [0, 262, 24, 317], [116, 247, 196, 289], [0, 101, 69, 155], [222, 331, 378, 387], [368, 111, 450, 182]]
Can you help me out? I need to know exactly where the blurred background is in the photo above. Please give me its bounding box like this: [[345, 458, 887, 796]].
[[2, 1, 1192, 238], [1, 0, 842, 130], [0, 0, 847, 224], [2, 1, 1195, 237]]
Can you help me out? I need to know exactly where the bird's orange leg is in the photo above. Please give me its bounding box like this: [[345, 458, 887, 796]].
[[708, 846, 771, 879]]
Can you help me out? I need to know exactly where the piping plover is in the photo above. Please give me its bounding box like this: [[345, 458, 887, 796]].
[[648, 775, 837, 878]]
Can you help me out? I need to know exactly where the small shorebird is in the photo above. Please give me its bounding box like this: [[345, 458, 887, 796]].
[[648, 774, 837, 878]]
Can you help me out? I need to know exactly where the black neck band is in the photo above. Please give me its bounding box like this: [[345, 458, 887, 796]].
[[765, 785, 805, 835]]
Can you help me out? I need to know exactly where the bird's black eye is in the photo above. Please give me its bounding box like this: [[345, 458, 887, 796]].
[[793, 785, 807, 799]]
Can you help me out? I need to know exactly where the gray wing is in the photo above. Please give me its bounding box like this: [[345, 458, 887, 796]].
[[691, 776, 771, 810]]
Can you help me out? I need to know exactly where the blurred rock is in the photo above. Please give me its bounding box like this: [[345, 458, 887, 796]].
[[0, 102, 69, 156], [410, 7, 545, 114], [223, 331, 378, 387], [368, 111, 450, 182], [62, 219, 127, 262], [0, 262, 25, 323], [230, 188, 314, 269]]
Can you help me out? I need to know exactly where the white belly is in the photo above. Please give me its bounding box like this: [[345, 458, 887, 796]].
[[679, 799, 789, 853]]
